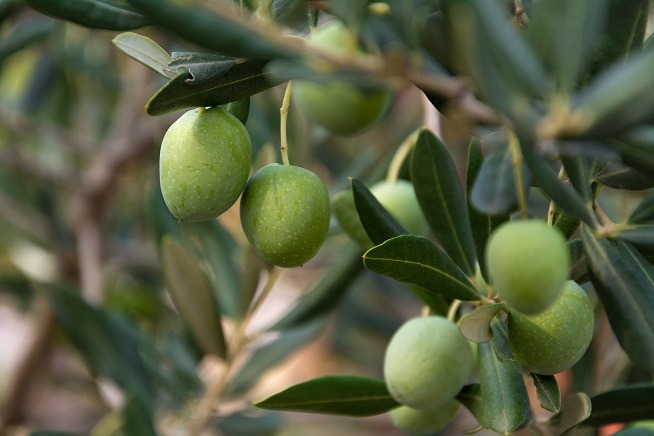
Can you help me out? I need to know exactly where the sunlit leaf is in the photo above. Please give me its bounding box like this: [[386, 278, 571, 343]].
[[363, 235, 480, 301], [255, 375, 399, 416], [458, 303, 505, 343], [112, 32, 172, 78]]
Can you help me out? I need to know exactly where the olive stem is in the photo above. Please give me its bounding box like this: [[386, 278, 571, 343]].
[[386, 128, 421, 185], [508, 131, 529, 220], [191, 267, 283, 433], [280, 81, 293, 166], [446, 299, 463, 322]]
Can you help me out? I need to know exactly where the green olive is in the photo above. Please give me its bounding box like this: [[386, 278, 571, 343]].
[[239, 163, 330, 267], [159, 107, 251, 222], [383, 316, 474, 409], [507, 280, 594, 375], [486, 220, 570, 314], [389, 400, 460, 434], [293, 21, 392, 136], [332, 179, 428, 248]]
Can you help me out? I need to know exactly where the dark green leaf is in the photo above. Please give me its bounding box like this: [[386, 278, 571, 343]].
[[162, 236, 226, 358], [572, 49, 654, 137], [255, 375, 399, 416], [527, 0, 608, 93], [630, 191, 654, 224], [216, 408, 283, 436], [457, 383, 483, 422], [490, 317, 514, 362], [582, 226, 654, 371], [122, 395, 156, 436], [351, 178, 407, 245], [25, 0, 151, 30], [553, 208, 581, 240], [569, 239, 589, 283], [272, 242, 364, 330], [266, 58, 389, 90], [478, 343, 530, 434], [467, 139, 510, 281], [521, 142, 597, 227], [146, 58, 281, 115], [561, 155, 598, 206], [595, 161, 654, 191], [125, 0, 294, 58], [178, 220, 240, 319], [585, 383, 654, 426], [0, 17, 54, 63], [470, 144, 524, 216], [221, 98, 250, 125], [167, 52, 237, 84], [611, 129, 654, 177], [363, 235, 480, 301], [227, 318, 325, 395], [45, 285, 153, 408], [530, 374, 561, 413], [458, 303, 505, 343], [614, 225, 654, 252], [411, 129, 476, 275], [112, 32, 171, 78]]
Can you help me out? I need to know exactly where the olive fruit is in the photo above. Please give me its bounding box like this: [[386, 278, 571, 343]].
[[507, 280, 594, 375], [389, 400, 460, 434], [383, 316, 474, 409], [240, 163, 330, 267], [486, 220, 570, 314], [293, 21, 392, 136], [332, 179, 428, 248], [159, 107, 251, 222]]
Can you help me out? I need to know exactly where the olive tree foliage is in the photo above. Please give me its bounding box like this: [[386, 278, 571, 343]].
[[1, 0, 654, 434]]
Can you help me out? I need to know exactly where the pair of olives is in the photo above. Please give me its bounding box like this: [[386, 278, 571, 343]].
[[159, 106, 329, 268]]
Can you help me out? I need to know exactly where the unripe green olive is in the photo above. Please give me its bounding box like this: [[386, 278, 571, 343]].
[[486, 220, 570, 314], [239, 163, 330, 267], [293, 21, 392, 136], [383, 316, 474, 409], [507, 280, 594, 375], [332, 179, 428, 248], [389, 400, 460, 434], [159, 107, 251, 222]]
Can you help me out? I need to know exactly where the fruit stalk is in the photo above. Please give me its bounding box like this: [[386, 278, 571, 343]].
[[508, 131, 529, 219], [386, 128, 420, 185], [280, 81, 293, 166]]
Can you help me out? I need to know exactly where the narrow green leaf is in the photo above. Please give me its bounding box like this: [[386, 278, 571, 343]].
[[582, 225, 654, 371], [122, 395, 156, 436], [125, 0, 295, 59], [351, 178, 407, 245], [0, 17, 54, 63], [614, 225, 654, 252], [363, 235, 480, 301], [168, 52, 236, 84], [467, 139, 510, 281], [458, 304, 505, 343], [162, 236, 226, 358], [221, 98, 250, 125], [469, 144, 524, 216], [146, 58, 281, 115], [595, 161, 654, 191], [46, 285, 153, 408], [560, 155, 598, 206], [521, 142, 597, 227], [490, 317, 514, 362], [25, 0, 151, 30], [411, 129, 476, 275], [478, 343, 530, 434], [629, 191, 654, 224], [585, 383, 654, 426], [553, 207, 581, 240], [178, 220, 240, 319], [272, 242, 364, 330], [530, 374, 561, 413], [569, 239, 589, 283], [611, 128, 654, 177], [457, 383, 483, 423], [112, 32, 171, 78], [255, 375, 399, 417], [556, 393, 592, 435], [227, 318, 325, 395], [527, 0, 608, 94]]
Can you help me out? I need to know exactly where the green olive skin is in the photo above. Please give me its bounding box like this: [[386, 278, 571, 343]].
[[159, 107, 251, 222], [293, 21, 392, 136], [486, 220, 571, 314], [383, 316, 474, 410], [239, 163, 330, 268], [507, 280, 594, 375], [389, 400, 460, 434], [332, 179, 428, 249]]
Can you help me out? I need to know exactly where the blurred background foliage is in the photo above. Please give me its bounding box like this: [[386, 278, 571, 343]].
[[0, 0, 654, 435]]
